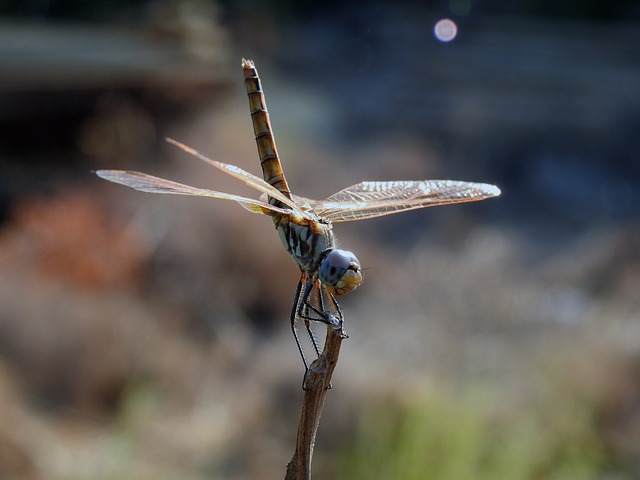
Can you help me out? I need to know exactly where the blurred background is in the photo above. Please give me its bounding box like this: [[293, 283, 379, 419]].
[[1, 1, 639, 478]]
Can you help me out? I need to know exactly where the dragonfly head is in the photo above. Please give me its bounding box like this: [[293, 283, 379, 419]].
[[319, 249, 363, 296]]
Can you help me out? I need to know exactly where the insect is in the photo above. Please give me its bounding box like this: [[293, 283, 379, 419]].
[[96, 59, 500, 370]]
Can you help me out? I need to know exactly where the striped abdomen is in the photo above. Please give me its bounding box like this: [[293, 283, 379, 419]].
[[242, 59, 292, 208]]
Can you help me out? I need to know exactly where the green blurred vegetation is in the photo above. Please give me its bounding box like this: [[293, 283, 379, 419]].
[[338, 382, 608, 480]]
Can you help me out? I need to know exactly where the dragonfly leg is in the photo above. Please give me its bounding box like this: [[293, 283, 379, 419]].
[[290, 279, 309, 371], [299, 284, 342, 329], [303, 319, 322, 357], [327, 292, 345, 331], [300, 283, 323, 358], [299, 283, 342, 390], [293, 279, 326, 389], [291, 278, 345, 389]]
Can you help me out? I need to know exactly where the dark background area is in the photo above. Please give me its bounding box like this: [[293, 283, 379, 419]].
[[0, 1, 639, 479]]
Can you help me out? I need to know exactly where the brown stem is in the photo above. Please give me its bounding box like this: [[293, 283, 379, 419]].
[[284, 321, 347, 480]]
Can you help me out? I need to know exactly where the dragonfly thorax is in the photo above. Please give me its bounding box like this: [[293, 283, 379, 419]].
[[277, 217, 334, 270]]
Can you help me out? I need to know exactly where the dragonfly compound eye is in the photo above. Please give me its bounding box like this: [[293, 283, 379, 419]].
[[319, 249, 363, 296]]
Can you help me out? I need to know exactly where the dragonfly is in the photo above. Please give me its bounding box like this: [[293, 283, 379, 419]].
[[96, 59, 501, 370]]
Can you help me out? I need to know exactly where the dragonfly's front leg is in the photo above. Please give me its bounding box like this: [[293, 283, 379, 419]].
[[299, 280, 343, 330]]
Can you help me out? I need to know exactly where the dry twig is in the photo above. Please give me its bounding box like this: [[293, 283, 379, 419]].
[[285, 321, 347, 480]]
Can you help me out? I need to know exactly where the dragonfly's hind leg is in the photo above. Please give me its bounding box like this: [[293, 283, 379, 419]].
[[300, 282, 324, 358], [303, 319, 322, 358], [290, 279, 310, 371]]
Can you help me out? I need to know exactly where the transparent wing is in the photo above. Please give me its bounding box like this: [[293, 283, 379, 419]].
[[314, 180, 501, 222], [96, 170, 291, 216], [166, 138, 306, 217], [291, 194, 322, 210]]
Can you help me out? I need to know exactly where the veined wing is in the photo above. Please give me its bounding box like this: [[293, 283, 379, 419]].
[[291, 194, 321, 210], [166, 138, 306, 217], [96, 170, 291, 216], [258, 193, 324, 214], [314, 180, 501, 222]]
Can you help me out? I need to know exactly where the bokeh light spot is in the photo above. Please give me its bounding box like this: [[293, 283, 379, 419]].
[[434, 19, 458, 42]]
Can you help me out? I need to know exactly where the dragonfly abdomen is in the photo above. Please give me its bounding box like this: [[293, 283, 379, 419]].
[[242, 59, 292, 208]]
